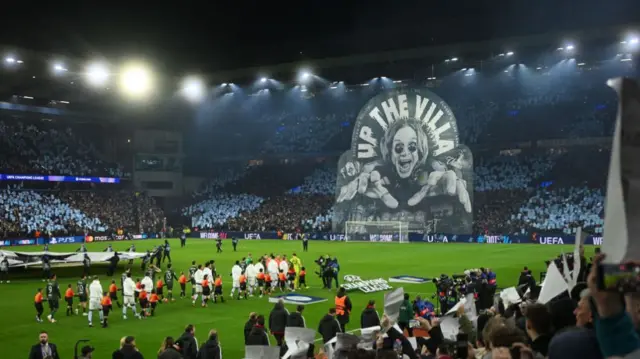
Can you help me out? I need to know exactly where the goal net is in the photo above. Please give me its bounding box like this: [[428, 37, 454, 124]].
[[344, 221, 409, 243]]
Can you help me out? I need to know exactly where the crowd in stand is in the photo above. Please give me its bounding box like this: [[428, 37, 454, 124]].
[[0, 120, 126, 177], [183, 194, 264, 229], [514, 186, 605, 234], [0, 186, 164, 238], [473, 154, 556, 192]]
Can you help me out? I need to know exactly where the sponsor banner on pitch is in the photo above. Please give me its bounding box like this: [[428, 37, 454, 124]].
[[47, 236, 85, 245]]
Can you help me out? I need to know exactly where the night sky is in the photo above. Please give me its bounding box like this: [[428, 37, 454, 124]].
[[1, 0, 639, 76]]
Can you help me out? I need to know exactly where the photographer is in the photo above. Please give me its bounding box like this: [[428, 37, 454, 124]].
[[434, 274, 457, 315]]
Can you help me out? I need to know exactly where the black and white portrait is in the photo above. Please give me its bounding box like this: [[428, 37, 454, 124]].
[[334, 88, 473, 234]]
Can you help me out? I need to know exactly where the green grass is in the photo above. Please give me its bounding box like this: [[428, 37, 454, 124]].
[[0, 239, 594, 358]]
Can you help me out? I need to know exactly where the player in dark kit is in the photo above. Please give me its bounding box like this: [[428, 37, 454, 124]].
[[164, 263, 179, 302], [216, 239, 222, 253], [232, 237, 238, 252], [188, 261, 198, 296], [83, 254, 91, 276], [46, 274, 61, 323], [77, 275, 88, 315]]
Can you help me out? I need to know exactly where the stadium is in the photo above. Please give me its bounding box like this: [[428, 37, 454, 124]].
[[0, 5, 638, 359]]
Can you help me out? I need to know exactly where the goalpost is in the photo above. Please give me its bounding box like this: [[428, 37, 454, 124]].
[[344, 221, 409, 243]]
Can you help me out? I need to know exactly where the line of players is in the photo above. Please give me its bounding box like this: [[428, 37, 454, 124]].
[[33, 252, 309, 328], [190, 253, 309, 307]]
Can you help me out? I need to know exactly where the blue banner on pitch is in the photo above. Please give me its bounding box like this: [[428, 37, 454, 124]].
[[388, 275, 431, 284], [268, 293, 327, 305]]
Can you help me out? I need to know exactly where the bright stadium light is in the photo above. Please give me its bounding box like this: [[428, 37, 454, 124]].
[[119, 62, 154, 98], [85, 62, 110, 86], [53, 63, 67, 73], [181, 76, 206, 102]]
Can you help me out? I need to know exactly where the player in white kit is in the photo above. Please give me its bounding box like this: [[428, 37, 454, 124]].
[[230, 261, 242, 298], [192, 265, 204, 306], [267, 258, 279, 289], [203, 262, 213, 294], [122, 272, 140, 320], [246, 263, 257, 296], [88, 276, 104, 327]]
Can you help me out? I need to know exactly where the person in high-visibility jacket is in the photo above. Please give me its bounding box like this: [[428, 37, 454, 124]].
[[334, 287, 352, 331]]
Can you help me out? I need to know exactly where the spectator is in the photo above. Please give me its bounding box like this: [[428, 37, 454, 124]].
[[80, 345, 94, 359], [287, 305, 306, 327], [112, 336, 144, 359], [196, 330, 221, 359], [28, 331, 60, 359], [524, 303, 553, 356], [318, 307, 342, 344], [360, 299, 381, 329], [157, 337, 181, 359], [268, 299, 289, 348], [243, 312, 257, 344], [177, 324, 198, 359], [246, 314, 270, 346]]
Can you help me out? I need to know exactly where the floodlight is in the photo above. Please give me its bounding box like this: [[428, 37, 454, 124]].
[[566, 44, 575, 50], [85, 62, 110, 86], [181, 76, 206, 102], [260, 77, 267, 83], [506, 51, 514, 56], [119, 63, 153, 98], [5, 57, 15, 63], [53, 63, 67, 73]]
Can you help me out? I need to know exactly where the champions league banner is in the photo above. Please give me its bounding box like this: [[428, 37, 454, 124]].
[[333, 88, 474, 234]]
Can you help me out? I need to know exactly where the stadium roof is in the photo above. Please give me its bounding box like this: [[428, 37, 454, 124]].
[[0, 23, 637, 121]]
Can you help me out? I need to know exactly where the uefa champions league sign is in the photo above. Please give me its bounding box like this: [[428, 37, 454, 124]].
[[334, 88, 474, 234], [342, 274, 393, 293]]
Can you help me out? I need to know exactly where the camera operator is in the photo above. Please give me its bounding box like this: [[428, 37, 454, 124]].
[[314, 255, 328, 288], [433, 275, 457, 315]]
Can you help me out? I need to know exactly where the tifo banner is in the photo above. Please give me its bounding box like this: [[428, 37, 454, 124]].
[[333, 88, 474, 234]]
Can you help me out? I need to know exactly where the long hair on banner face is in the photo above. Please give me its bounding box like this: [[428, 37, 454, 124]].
[[379, 117, 436, 172]]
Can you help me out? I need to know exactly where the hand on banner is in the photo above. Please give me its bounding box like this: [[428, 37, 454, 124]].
[[408, 169, 472, 212], [587, 254, 624, 318], [337, 170, 399, 209]]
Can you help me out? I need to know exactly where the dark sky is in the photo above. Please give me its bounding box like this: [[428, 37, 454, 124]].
[[1, 0, 639, 76]]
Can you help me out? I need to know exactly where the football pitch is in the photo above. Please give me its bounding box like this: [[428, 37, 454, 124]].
[[0, 239, 593, 358]]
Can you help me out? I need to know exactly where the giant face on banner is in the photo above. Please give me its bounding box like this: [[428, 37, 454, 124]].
[[334, 88, 473, 234]]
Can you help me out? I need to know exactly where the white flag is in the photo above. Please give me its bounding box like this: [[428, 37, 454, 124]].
[[602, 78, 640, 263], [538, 262, 569, 304]]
